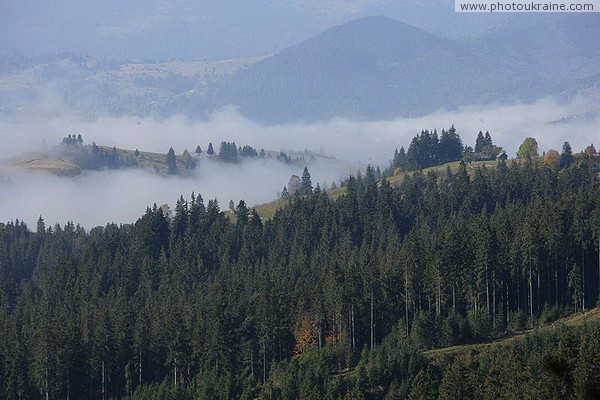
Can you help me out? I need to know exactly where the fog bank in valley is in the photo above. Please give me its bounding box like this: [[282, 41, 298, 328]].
[[0, 95, 598, 228], [1, 158, 347, 229]]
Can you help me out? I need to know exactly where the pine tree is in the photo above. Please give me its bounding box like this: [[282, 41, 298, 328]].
[[300, 167, 313, 195], [393, 147, 407, 170], [408, 368, 437, 400], [560, 142, 573, 168], [475, 131, 486, 153], [166, 147, 178, 175]]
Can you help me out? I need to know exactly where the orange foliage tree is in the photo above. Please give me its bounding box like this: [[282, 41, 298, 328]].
[[293, 313, 319, 355]]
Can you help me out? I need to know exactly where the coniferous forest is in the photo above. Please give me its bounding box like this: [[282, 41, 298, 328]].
[[2, 140, 600, 399]]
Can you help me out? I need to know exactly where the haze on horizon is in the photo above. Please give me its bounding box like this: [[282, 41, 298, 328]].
[[2, 0, 513, 60]]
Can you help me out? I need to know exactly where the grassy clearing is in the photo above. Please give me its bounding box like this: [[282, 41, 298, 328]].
[[423, 306, 600, 360], [387, 160, 499, 187], [253, 197, 291, 220], [250, 187, 348, 220]]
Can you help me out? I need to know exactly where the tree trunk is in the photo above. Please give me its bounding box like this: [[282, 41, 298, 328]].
[[45, 357, 49, 400], [262, 343, 267, 384], [452, 285, 456, 313], [555, 267, 559, 306], [437, 279, 441, 316], [102, 359, 106, 400], [529, 263, 533, 318], [351, 305, 356, 351], [174, 358, 177, 387], [492, 270, 496, 327], [405, 269, 411, 336], [318, 321, 323, 350], [250, 347, 254, 379], [139, 350, 142, 386], [370, 294, 374, 350], [535, 268, 542, 314], [486, 261, 490, 314], [506, 284, 509, 329], [582, 245, 586, 310]]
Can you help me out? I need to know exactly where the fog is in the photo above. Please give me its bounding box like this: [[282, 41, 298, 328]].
[[0, 158, 344, 228], [1, 95, 599, 228]]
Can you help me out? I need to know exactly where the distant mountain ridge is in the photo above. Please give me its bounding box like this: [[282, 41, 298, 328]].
[[208, 16, 552, 123], [470, 13, 600, 82], [2, 15, 599, 123]]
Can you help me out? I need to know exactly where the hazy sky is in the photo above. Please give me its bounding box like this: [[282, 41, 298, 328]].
[[0, 0, 507, 60]]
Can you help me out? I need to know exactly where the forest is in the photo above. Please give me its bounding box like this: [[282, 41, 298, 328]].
[[1, 136, 600, 399]]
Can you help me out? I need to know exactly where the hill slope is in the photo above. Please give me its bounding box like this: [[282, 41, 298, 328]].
[[471, 13, 600, 82], [211, 16, 550, 123]]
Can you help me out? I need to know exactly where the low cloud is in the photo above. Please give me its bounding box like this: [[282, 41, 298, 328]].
[[1, 95, 598, 228], [1, 158, 346, 229]]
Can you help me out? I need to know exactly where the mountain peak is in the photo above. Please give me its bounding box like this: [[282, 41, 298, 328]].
[[315, 15, 440, 42], [213, 16, 548, 123]]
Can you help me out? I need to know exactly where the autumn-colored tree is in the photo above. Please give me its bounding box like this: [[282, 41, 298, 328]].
[[584, 144, 597, 157], [543, 149, 560, 168], [293, 314, 319, 355]]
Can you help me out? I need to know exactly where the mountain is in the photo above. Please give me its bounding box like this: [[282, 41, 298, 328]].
[[209, 16, 550, 123], [3, 15, 598, 123], [471, 13, 600, 82]]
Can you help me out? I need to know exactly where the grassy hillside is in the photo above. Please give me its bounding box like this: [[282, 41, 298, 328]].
[[425, 306, 600, 361], [387, 159, 499, 187], [6, 145, 194, 176]]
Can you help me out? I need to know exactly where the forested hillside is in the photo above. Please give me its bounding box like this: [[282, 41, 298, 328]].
[[1, 141, 600, 399]]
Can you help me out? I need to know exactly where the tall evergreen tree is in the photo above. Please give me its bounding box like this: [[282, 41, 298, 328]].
[[300, 167, 313, 195], [166, 147, 178, 175]]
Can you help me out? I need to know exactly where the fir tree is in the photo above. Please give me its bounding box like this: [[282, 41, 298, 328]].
[[300, 166, 313, 195], [166, 147, 178, 175]]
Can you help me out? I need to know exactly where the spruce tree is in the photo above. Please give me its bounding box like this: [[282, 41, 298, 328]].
[[475, 131, 486, 153], [300, 167, 313, 195], [560, 141, 573, 168], [166, 147, 178, 175]]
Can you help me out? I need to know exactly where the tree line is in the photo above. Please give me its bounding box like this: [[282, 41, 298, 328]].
[[391, 127, 505, 173]]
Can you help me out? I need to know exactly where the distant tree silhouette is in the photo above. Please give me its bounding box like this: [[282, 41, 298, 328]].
[[166, 147, 178, 175]]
